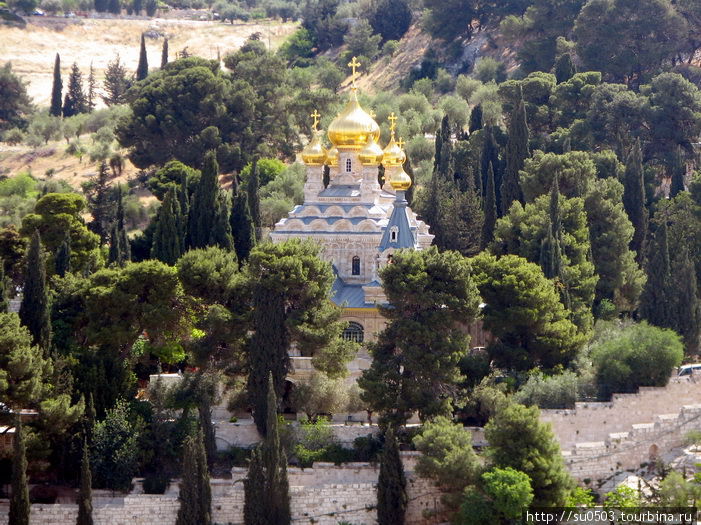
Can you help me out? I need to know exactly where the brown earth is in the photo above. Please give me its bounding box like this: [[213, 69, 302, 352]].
[[0, 16, 297, 107]]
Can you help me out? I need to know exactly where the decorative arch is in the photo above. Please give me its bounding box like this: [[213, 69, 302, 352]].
[[343, 321, 364, 343], [349, 206, 367, 218], [324, 205, 345, 217], [333, 219, 353, 231]]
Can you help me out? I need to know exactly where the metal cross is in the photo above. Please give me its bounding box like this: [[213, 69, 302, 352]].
[[397, 138, 405, 149], [388, 113, 398, 134], [348, 56, 361, 87], [310, 110, 321, 132]]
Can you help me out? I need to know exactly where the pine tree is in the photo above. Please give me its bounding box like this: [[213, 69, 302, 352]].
[[554, 53, 576, 84], [0, 261, 8, 314], [230, 189, 256, 264], [502, 92, 529, 214], [9, 416, 30, 525], [19, 231, 51, 353], [102, 55, 131, 106], [468, 103, 483, 134], [670, 245, 701, 354], [175, 429, 211, 525], [50, 53, 63, 117], [623, 139, 647, 263], [87, 63, 97, 113], [262, 374, 290, 524], [669, 146, 686, 198], [480, 162, 497, 250], [434, 115, 453, 181], [136, 34, 149, 81], [55, 234, 71, 277], [77, 440, 93, 525], [161, 38, 169, 68], [189, 151, 233, 250], [377, 427, 407, 525], [246, 160, 262, 241], [151, 187, 184, 265], [480, 125, 501, 211], [63, 63, 88, 118]]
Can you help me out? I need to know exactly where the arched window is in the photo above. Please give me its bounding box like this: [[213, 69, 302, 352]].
[[343, 322, 364, 343], [352, 256, 361, 275], [345, 158, 352, 172], [390, 226, 398, 242]]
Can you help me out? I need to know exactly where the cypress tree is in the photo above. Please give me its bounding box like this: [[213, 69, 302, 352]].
[[0, 260, 9, 314], [19, 231, 51, 353], [501, 92, 529, 214], [85, 393, 96, 444], [480, 125, 501, 212], [94, 0, 108, 12], [243, 447, 266, 525], [55, 234, 71, 277], [108, 186, 130, 267], [547, 176, 570, 310], [9, 416, 30, 525], [669, 146, 686, 198], [554, 53, 576, 84], [539, 221, 557, 279], [50, 53, 63, 117], [480, 162, 497, 250], [151, 187, 184, 265], [132, 0, 142, 14], [161, 38, 169, 68], [247, 160, 262, 241], [671, 245, 701, 354], [77, 440, 93, 525], [197, 397, 216, 471], [468, 103, 483, 134], [189, 151, 232, 250], [377, 427, 407, 525], [639, 220, 672, 328], [434, 115, 453, 181], [623, 139, 647, 263], [230, 189, 256, 264], [63, 62, 88, 118], [262, 374, 290, 524], [248, 287, 287, 435], [175, 429, 211, 525], [136, 34, 148, 81], [107, 0, 120, 15], [87, 63, 97, 113]]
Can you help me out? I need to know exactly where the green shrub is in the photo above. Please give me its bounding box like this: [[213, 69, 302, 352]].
[[591, 321, 683, 399], [514, 371, 579, 409], [352, 434, 383, 462], [2, 128, 25, 145], [143, 475, 169, 494], [294, 443, 354, 468]]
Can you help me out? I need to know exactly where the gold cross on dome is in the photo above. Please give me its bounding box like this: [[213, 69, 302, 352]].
[[310, 110, 321, 132], [397, 137, 405, 149], [348, 56, 361, 87], [388, 112, 398, 134], [369, 110, 376, 118]]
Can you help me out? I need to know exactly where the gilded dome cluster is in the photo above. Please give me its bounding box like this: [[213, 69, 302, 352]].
[[301, 58, 411, 191]]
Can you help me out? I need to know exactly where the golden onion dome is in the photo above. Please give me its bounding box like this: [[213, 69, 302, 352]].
[[382, 136, 406, 168], [389, 166, 412, 191], [327, 90, 381, 149], [358, 135, 385, 166], [301, 133, 327, 166], [326, 146, 339, 166]]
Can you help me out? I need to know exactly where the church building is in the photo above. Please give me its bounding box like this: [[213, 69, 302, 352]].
[[270, 59, 433, 384]]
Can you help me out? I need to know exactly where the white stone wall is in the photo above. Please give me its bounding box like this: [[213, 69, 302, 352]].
[[0, 453, 445, 525]]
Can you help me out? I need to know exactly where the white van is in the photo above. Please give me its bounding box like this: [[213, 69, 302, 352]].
[[678, 364, 701, 376]]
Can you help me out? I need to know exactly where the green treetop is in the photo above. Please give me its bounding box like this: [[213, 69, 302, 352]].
[[19, 231, 51, 352]]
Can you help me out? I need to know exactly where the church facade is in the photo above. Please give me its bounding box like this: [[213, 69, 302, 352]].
[[270, 63, 433, 383]]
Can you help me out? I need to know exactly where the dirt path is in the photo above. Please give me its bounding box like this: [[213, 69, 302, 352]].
[[0, 16, 296, 107]]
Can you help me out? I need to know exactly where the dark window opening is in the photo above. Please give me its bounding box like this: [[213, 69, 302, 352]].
[[352, 256, 361, 275], [343, 321, 364, 343]]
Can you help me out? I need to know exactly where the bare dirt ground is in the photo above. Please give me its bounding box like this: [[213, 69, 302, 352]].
[[0, 16, 297, 107]]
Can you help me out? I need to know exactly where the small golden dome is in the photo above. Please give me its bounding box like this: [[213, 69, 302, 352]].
[[358, 136, 384, 166], [382, 136, 406, 168], [389, 166, 412, 191], [326, 146, 339, 166], [301, 133, 327, 166], [327, 90, 380, 150]]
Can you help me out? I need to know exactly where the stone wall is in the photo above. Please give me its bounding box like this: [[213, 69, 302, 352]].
[[0, 453, 444, 525], [537, 377, 701, 482]]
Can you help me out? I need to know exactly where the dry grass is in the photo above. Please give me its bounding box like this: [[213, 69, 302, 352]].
[[1, 16, 297, 106]]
